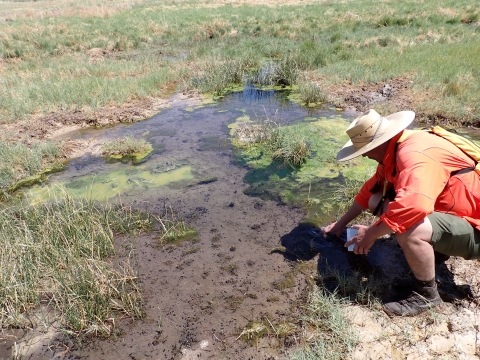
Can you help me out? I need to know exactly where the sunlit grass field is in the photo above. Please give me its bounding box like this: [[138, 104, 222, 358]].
[[1, 0, 479, 123]]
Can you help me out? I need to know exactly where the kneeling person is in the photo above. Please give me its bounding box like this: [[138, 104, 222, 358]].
[[324, 109, 480, 316]]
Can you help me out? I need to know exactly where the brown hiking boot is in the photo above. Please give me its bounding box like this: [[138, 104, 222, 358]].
[[383, 278, 442, 316]]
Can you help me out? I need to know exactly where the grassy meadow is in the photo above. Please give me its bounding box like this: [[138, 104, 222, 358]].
[[0, 0, 479, 124], [0, 0, 479, 194], [0, 0, 479, 356]]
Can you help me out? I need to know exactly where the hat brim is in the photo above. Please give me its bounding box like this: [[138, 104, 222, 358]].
[[336, 111, 415, 162]]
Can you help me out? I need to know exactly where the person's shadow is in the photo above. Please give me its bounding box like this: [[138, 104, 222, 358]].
[[277, 223, 473, 303]]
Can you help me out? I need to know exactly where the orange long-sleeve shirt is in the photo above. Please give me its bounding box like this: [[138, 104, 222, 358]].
[[355, 130, 480, 233]]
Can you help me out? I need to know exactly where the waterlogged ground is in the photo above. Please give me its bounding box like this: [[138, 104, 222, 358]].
[[2, 89, 480, 359]]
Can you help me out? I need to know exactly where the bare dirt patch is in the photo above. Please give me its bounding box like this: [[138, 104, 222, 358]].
[[321, 76, 419, 116]]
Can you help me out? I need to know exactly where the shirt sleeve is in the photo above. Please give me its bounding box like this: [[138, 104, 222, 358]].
[[354, 164, 383, 209], [379, 150, 450, 233]]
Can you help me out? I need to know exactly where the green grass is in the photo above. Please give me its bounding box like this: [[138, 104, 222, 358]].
[[232, 120, 312, 168], [0, 140, 63, 197], [0, 0, 479, 123], [288, 287, 358, 360], [102, 136, 153, 163], [0, 188, 153, 336], [156, 205, 197, 247], [298, 81, 328, 106], [318, 269, 385, 309]]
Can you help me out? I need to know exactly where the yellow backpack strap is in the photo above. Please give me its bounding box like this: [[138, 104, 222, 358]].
[[397, 129, 417, 143], [430, 126, 480, 176]]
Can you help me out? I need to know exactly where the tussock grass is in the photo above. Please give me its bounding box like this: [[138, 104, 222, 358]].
[[0, 140, 63, 197], [102, 136, 153, 158], [233, 120, 311, 168], [271, 134, 310, 168], [288, 287, 358, 360], [0, 189, 153, 336], [189, 58, 247, 95], [298, 81, 328, 106]]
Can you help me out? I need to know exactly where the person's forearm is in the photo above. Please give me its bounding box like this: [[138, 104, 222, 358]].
[[366, 220, 393, 239], [336, 200, 365, 228]]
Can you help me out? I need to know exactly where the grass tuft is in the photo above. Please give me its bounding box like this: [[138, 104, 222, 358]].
[[288, 287, 358, 360], [0, 140, 63, 197], [102, 136, 153, 157], [102, 136, 153, 164], [0, 188, 153, 336], [298, 82, 328, 106], [233, 120, 311, 168], [156, 204, 197, 247], [318, 269, 385, 309]]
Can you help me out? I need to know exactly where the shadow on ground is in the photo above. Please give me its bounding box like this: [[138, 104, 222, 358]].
[[278, 223, 473, 303]]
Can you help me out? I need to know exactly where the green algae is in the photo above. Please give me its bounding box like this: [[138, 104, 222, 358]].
[[230, 114, 376, 218], [183, 97, 217, 113], [6, 162, 66, 197], [107, 147, 153, 165], [227, 113, 252, 136], [26, 165, 194, 202]]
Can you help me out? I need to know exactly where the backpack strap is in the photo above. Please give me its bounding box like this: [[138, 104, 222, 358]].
[[373, 178, 389, 216]]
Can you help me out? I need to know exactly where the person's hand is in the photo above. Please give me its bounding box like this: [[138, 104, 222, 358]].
[[345, 225, 375, 255], [322, 222, 344, 238]]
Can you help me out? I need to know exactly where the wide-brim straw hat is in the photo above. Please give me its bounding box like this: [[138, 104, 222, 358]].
[[336, 109, 415, 162]]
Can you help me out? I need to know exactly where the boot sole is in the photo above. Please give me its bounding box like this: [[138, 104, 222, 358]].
[[383, 299, 442, 317]]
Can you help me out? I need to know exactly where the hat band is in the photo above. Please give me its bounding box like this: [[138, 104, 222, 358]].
[[350, 116, 384, 150]]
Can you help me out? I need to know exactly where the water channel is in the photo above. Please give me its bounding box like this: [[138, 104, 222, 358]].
[[25, 86, 364, 219]]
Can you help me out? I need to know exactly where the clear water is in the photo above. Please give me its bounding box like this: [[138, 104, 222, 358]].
[[24, 87, 361, 211]]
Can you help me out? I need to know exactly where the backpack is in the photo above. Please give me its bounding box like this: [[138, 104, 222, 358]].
[[428, 126, 480, 176], [397, 126, 480, 176]]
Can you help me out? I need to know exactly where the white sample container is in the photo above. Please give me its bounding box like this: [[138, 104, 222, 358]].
[[346, 227, 358, 252]]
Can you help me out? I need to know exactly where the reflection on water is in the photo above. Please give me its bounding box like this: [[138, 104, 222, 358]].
[[228, 84, 292, 108]]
